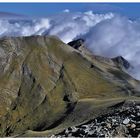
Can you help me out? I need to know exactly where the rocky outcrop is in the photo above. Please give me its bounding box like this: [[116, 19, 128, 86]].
[[112, 56, 132, 70], [67, 39, 85, 50], [67, 39, 91, 56]]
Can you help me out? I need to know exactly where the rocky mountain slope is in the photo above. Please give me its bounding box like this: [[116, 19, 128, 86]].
[[0, 35, 139, 137], [53, 101, 140, 138]]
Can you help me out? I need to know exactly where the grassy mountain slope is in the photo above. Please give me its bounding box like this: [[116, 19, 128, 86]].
[[0, 36, 139, 137]]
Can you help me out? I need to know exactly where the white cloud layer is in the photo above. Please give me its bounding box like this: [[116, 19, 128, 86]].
[[0, 11, 140, 80]]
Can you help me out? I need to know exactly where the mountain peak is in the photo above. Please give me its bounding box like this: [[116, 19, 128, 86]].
[[67, 38, 85, 49], [112, 56, 131, 70]]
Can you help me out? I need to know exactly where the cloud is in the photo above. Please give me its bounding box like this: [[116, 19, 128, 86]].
[[47, 11, 114, 43], [63, 9, 70, 13], [0, 18, 50, 36], [0, 11, 140, 80], [0, 11, 114, 42], [84, 14, 140, 80]]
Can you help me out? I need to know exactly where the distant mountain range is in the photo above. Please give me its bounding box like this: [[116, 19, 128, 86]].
[[0, 11, 26, 19]]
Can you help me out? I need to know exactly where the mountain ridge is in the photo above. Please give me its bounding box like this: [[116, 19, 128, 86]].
[[0, 11, 27, 19], [0, 35, 139, 137]]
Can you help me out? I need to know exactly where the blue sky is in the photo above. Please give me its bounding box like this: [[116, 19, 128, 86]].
[[0, 3, 140, 19]]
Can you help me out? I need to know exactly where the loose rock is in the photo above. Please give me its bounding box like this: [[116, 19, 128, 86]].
[[54, 102, 140, 138]]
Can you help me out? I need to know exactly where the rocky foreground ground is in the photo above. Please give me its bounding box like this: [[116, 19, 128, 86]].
[[52, 101, 140, 138]]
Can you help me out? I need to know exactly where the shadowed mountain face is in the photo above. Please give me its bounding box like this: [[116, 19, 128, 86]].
[[0, 36, 140, 137], [112, 56, 132, 70]]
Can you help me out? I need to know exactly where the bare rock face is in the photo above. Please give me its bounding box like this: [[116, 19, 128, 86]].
[[0, 36, 139, 137], [67, 39, 91, 56], [112, 56, 132, 70], [68, 39, 85, 50]]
